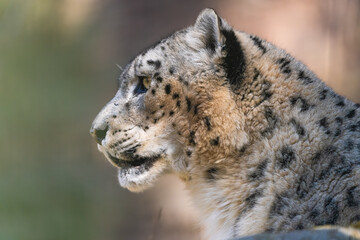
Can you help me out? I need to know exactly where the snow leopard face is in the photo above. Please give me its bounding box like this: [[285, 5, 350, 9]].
[[90, 9, 248, 192]]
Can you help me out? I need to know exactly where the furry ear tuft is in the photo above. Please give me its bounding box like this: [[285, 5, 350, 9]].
[[194, 8, 223, 53]]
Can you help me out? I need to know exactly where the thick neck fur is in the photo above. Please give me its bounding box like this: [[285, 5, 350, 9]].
[[182, 31, 360, 239]]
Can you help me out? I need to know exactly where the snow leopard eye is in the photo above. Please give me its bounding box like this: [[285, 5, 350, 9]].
[[142, 76, 151, 89], [134, 76, 151, 95]]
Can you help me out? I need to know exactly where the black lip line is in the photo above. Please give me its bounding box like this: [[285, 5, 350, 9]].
[[107, 153, 161, 169]]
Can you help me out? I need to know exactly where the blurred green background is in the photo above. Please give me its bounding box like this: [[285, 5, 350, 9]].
[[0, 0, 359, 239]]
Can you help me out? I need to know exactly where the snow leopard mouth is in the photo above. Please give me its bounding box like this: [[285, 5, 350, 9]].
[[106, 152, 161, 171]]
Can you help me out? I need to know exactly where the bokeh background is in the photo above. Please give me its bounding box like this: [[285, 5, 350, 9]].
[[1, 0, 359, 239]]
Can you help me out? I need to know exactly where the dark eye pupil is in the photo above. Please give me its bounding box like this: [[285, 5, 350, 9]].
[[134, 77, 147, 95]]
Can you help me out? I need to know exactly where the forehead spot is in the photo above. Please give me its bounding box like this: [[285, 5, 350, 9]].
[[156, 76, 163, 83], [147, 60, 161, 69]]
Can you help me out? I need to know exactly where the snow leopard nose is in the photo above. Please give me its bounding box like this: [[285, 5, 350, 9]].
[[90, 97, 120, 145], [90, 124, 109, 145]]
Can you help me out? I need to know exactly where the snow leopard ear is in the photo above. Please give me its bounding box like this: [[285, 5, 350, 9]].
[[194, 9, 246, 86], [194, 8, 227, 53]]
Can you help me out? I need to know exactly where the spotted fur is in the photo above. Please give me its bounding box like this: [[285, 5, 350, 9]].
[[90, 9, 360, 240]]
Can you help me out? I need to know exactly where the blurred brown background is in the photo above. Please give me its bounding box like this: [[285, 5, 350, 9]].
[[0, 0, 359, 239]]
